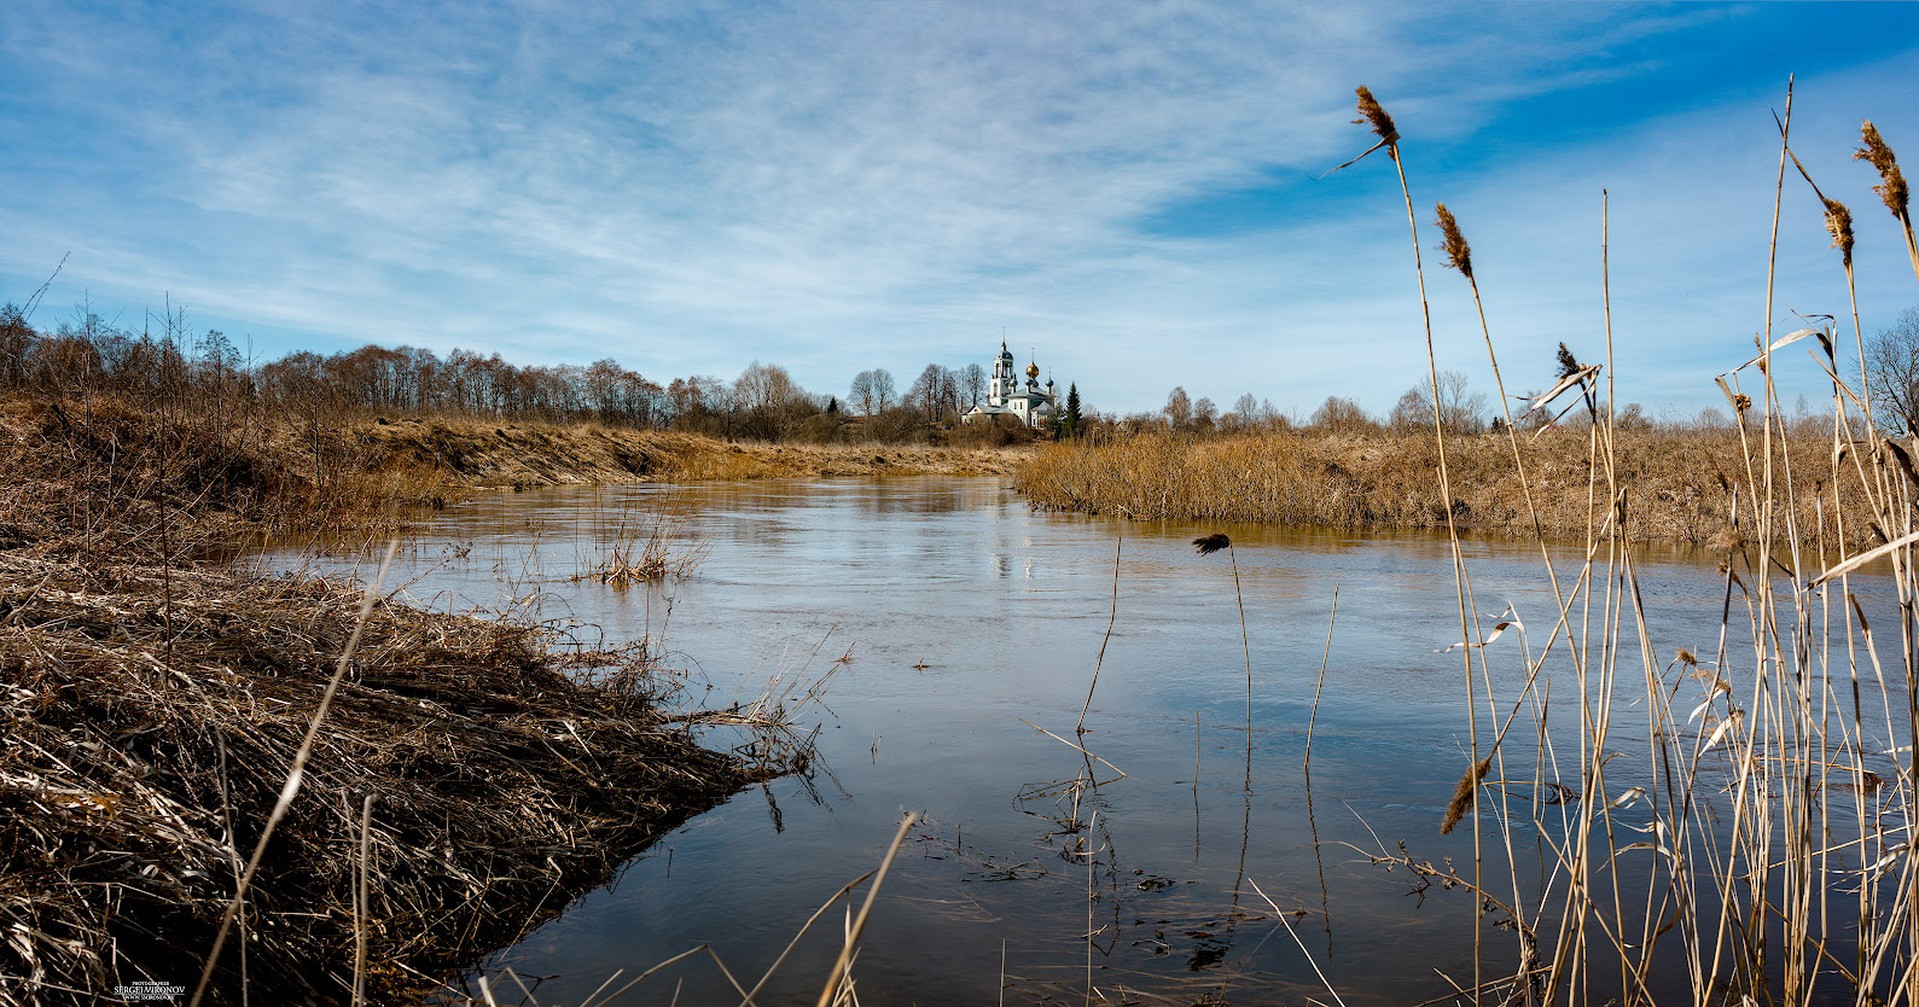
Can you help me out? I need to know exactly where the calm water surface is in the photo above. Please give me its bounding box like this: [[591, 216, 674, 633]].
[[272, 477, 1887, 1005]]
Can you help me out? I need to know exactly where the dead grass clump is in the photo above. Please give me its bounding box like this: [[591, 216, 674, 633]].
[[575, 511, 710, 587], [0, 393, 444, 555], [0, 550, 786, 1005]]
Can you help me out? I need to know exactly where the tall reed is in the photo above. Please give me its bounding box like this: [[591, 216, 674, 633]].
[[1329, 78, 1919, 1007]]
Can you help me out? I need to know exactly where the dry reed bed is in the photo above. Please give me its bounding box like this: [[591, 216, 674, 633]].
[[0, 395, 440, 549], [0, 553, 768, 1005], [335, 415, 1032, 488], [0, 393, 797, 1004], [1015, 426, 1866, 547], [1277, 83, 1919, 1007]]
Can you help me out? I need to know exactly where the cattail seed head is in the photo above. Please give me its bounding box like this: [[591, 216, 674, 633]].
[[1823, 197, 1856, 268], [1435, 203, 1473, 280], [1353, 86, 1399, 145], [1555, 343, 1581, 381], [1439, 757, 1492, 835], [1856, 120, 1911, 222]]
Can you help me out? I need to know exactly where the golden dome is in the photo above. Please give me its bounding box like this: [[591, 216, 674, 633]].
[[1025, 362, 1040, 379]]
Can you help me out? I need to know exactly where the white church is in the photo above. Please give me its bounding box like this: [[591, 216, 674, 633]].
[[961, 341, 1058, 429]]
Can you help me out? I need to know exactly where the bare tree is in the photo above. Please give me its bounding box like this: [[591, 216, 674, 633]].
[[1388, 387, 1429, 432], [1389, 370, 1486, 435], [849, 370, 878, 416], [1227, 392, 1259, 431], [906, 364, 963, 422], [1309, 395, 1374, 433], [734, 361, 805, 413], [1163, 386, 1192, 429], [1867, 307, 1919, 433], [1193, 396, 1217, 431], [960, 363, 986, 408]]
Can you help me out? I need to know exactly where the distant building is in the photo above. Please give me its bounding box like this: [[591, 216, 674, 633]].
[[961, 341, 1057, 429]]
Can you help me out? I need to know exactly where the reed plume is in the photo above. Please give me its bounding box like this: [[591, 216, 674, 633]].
[[1824, 196, 1856, 267], [1354, 86, 1398, 144], [1856, 120, 1911, 222], [1327, 86, 1401, 170], [1435, 202, 1473, 281], [1440, 756, 1492, 835], [1783, 127, 1858, 271], [1857, 119, 1919, 279], [1555, 343, 1582, 381]]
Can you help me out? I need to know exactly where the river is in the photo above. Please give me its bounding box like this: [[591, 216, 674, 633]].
[[268, 476, 1904, 1005]]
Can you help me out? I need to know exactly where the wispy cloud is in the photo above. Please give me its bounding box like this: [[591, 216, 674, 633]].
[[3, 1, 1916, 414]]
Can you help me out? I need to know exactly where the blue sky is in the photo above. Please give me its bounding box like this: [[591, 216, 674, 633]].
[[4, 1, 1918, 419]]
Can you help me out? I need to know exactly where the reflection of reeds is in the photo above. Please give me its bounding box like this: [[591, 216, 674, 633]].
[[1075, 537, 1122, 735], [470, 813, 918, 1007]]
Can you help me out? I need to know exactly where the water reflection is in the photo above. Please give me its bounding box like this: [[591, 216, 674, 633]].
[[263, 477, 1905, 1005]]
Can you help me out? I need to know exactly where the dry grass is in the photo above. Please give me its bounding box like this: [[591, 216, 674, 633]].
[[0, 389, 812, 1004], [0, 395, 436, 554], [339, 415, 1032, 488], [1015, 425, 1871, 547], [0, 554, 781, 1005]]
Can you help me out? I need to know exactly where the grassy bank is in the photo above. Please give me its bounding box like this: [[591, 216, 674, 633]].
[[341, 413, 1031, 488], [1014, 425, 1868, 547], [0, 391, 807, 1004]]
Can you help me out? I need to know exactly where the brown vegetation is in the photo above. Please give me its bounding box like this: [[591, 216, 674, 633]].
[[1015, 425, 1872, 547], [1286, 83, 1919, 1007], [340, 414, 1031, 489], [0, 387, 815, 1005], [0, 555, 775, 1005]]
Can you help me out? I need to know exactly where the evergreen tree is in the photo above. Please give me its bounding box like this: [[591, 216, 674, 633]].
[[1062, 383, 1082, 438]]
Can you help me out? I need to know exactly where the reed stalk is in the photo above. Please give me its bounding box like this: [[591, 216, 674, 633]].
[[1076, 537, 1122, 735], [1195, 533, 1258, 785], [1353, 84, 1492, 999], [1328, 74, 1919, 1007], [813, 813, 916, 1007]]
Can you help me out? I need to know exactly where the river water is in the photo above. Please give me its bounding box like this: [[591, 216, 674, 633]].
[[269, 477, 1902, 1005]]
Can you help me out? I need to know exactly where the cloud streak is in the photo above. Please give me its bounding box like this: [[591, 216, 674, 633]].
[[3, 1, 1917, 416]]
